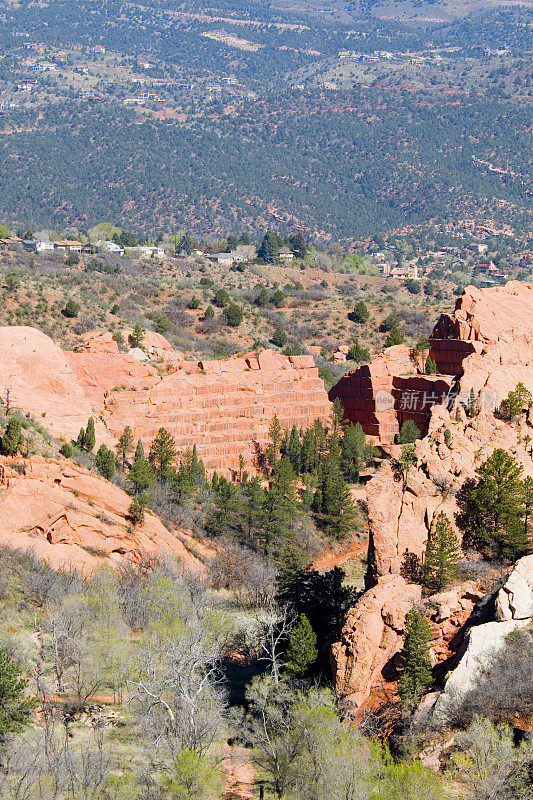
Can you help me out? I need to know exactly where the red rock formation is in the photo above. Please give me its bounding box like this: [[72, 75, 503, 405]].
[[329, 345, 419, 443], [0, 455, 206, 575], [0, 327, 331, 477], [332, 575, 421, 708], [68, 343, 332, 477], [331, 281, 533, 443], [0, 326, 110, 444]]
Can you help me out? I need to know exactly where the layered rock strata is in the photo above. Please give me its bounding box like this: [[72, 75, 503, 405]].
[[331, 281, 533, 443], [0, 327, 332, 477]]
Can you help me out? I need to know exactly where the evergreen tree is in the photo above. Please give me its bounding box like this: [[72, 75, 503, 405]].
[[341, 422, 368, 482], [0, 648, 33, 744], [76, 426, 85, 450], [279, 567, 357, 675], [425, 356, 437, 374], [500, 382, 533, 421], [398, 420, 421, 444], [468, 388, 477, 418], [173, 445, 206, 500], [267, 415, 283, 468], [385, 325, 404, 347], [84, 417, 96, 452], [284, 614, 318, 676], [457, 448, 526, 558], [314, 434, 357, 539], [422, 512, 461, 592], [117, 425, 134, 468], [272, 326, 287, 348], [95, 444, 116, 480], [288, 230, 307, 259], [127, 496, 146, 527], [128, 439, 154, 495], [351, 300, 370, 323], [1, 417, 23, 455], [129, 323, 144, 349], [399, 608, 433, 713], [257, 230, 280, 262], [301, 427, 318, 475], [331, 397, 344, 435], [287, 425, 302, 473], [149, 427, 177, 483], [223, 303, 243, 327]]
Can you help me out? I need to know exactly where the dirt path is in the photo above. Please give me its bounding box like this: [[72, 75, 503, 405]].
[[223, 741, 256, 799]]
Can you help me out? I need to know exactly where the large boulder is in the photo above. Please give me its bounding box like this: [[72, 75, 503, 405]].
[[496, 554, 533, 621], [331, 574, 421, 708]]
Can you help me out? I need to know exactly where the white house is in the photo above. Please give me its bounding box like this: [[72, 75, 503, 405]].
[[25, 240, 55, 252], [104, 241, 124, 255]]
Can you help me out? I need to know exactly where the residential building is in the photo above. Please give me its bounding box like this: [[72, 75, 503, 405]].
[[54, 240, 83, 252], [25, 240, 55, 252]]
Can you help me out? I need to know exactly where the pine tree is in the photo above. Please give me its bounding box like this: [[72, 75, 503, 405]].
[[425, 356, 437, 374], [128, 439, 154, 495], [301, 427, 317, 475], [1, 417, 23, 455], [398, 420, 421, 444], [457, 448, 526, 558], [267, 415, 283, 468], [341, 422, 368, 482], [316, 433, 357, 539], [284, 614, 318, 676], [149, 427, 177, 483], [257, 230, 280, 262], [0, 648, 34, 743], [287, 425, 302, 473], [351, 300, 370, 324], [129, 323, 144, 349], [95, 444, 116, 480], [399, 608, 433, 713], [468, 388, 477, 418], [422, 512, 461, 592], [84, 417, 96, 452], [331, 397, 344, 435], [117, 425, 134, 468]]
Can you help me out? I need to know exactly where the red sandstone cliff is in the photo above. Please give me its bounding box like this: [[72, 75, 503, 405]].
[[332, 282, 533, 711], [330, 281, 533, 444], [0, 327, 332, 477]]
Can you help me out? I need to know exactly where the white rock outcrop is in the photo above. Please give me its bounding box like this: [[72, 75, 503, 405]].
[[496, 554, 533, 621]]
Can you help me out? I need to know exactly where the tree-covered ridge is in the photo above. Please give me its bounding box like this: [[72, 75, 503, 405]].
[[0, 90, 529, 238]]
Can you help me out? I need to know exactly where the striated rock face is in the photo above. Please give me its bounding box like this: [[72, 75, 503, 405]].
[[331, 575, 421, 708], [69, 342, 331, 477], [0, 455, 206, 575], [0, 327, 331, 476], [331, 282, 533, 443], [329, 345, 418, 443]]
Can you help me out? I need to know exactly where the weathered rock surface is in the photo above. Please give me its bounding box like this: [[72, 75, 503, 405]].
[[0, 326, 110, 444], [68, 342, 331, 477], [0, 455, 205, 575], [0, 327, 331, 476], [332, 577, 480, 712], [331, 575, 421, 707], [432, 618, 528, 722], [496, 553, 533, 621], [366, 406, 533, 580]]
